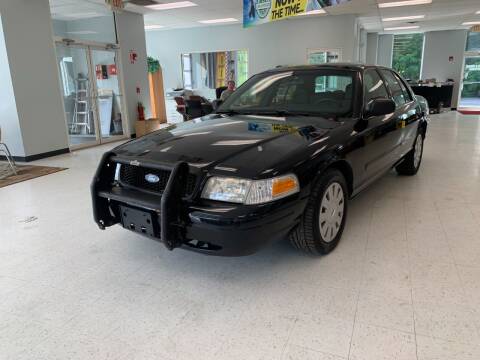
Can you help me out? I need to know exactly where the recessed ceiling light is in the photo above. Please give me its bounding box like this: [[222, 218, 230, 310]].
[[476, 10, 480, 14], [298, 9, 326, 16], [384, 25, 420, 30], [378, 0, 432, 8], [146, 1, 197, 10], [463, 21, 480, 25], [145, 24, 165, 30], [383, 15, 425, 22], [198, 18, 238, 24]]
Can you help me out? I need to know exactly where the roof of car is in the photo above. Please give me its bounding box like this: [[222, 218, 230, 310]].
[[264, 63, 385, 73]]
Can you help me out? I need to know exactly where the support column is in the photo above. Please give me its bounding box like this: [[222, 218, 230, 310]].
[[0, 0, 69, 160], [115, 11, 151, 137]]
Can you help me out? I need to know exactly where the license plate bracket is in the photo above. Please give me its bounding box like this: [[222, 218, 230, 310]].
[[120, 205, 157, 238]]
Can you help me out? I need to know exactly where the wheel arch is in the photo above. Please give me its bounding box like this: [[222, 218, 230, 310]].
[[319, 159, 354, 197]]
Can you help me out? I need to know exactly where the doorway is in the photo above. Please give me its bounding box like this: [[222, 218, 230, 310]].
[[459, 53, 480, 110], [55, 41, 128, 149], [307, 49, 342, 65]]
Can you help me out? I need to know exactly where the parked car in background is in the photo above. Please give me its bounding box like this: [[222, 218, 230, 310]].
[[92, 64, 428, 256]]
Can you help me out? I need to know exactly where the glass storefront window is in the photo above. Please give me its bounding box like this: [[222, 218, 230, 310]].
[[466, 31, 480, 52], [392, 33, 424, 81], [50, 1, 117, 44]]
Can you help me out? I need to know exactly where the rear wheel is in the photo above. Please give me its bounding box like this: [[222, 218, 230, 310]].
[[396, 133, 424, 176], [290, 170, 348, 255]]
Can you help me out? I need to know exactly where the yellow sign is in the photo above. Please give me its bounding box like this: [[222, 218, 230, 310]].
[[270, 0, 308, 22]]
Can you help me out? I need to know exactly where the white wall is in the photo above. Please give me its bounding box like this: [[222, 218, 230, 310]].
[[146, 15, 357, 91], [366, 33, 379, 65], [358, 28, 368, 64], [116, 11, 151, 134], [421, 30, 468, 108], [0, 0, 69, 157], [0, 16, 24, 157], [377, 34, 393, 68]]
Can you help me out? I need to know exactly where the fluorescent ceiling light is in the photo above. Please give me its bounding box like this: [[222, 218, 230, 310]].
[[383, 15, 425, 21], [378, 0, 432, 8], [463, 21, 480, 25], [146, 1, 197, 10], [66, 30, 98, 35], [63, 12, 102, 18], [145, 24, 165, 30], [198, 18, 238, 24], [384, 25, 420, 30], [298, 9, 326, 16]]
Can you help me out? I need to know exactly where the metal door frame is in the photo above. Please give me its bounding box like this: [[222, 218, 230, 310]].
[[55, 38, 129, 150], [459, 51, 480, 109]]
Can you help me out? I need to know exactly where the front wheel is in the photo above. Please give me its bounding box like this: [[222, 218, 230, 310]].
[[290, 169, 348, 255], [396, 133, 424, 176]]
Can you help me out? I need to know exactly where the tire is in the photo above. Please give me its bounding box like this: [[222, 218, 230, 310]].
[[290, 169, 348, 255], [396, 133, 424, 176]]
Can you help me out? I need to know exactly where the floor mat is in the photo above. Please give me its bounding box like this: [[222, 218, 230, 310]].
[[0, 163, 67, 188], [458, 109, 480, 115]]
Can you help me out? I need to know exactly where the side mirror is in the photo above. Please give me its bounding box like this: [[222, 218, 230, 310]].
[[212, 100, 223, 111], [366, 98, 396, 117]]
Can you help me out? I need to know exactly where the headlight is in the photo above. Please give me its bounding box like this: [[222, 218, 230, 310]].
[[201, 174, 300, 205]]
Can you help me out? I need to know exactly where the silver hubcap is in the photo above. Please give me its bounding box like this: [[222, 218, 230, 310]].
[[414, 134, 423, 168], [319, 182, 345, 243]]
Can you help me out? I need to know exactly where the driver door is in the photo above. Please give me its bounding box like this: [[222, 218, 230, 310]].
[[350, 69, 400, 189]]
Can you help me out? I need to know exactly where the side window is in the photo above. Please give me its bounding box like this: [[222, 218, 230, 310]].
[[363, 69, 389, 105], [394, 73, 413, 102], [380, 69, 407, 106]]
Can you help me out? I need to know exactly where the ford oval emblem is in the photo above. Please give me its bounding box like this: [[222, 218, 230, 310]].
[[145, 174, 160, 184]]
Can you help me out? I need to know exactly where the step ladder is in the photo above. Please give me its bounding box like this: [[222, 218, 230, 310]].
[[71, 77, 91, 134]]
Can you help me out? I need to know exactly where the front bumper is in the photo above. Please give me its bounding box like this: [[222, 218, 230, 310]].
[[91, 152, 307, 256]]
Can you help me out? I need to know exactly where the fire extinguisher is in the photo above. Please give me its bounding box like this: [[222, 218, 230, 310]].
[[137, 102, 145, 121]]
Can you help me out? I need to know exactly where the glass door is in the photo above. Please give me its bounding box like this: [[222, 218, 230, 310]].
[[460, 54, 480, 109], [56, 43, 99, 148], [307, 49, 341, 65], [90, 47, 127, 142], [55, 42, 128, 149]]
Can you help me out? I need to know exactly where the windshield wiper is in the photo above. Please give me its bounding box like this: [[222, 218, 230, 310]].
[[216, 109, 250, 116]]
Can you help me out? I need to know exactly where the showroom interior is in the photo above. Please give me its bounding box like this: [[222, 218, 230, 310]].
[[1, 0, 480, 359]]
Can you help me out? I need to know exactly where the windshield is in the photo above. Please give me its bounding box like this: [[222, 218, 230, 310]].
[[218, 69, 356, 117]]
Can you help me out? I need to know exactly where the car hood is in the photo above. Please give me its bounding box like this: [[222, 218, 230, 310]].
[[114, 114, 341, 177]]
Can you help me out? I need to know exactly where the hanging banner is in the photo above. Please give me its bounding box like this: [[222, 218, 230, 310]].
[[243, 0, 351, 28]]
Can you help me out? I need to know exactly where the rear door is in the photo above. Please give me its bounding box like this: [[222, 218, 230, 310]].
[[393, 71, 421, 158], [378, 69, 418, 161]]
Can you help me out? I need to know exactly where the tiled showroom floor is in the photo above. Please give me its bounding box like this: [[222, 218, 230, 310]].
[[1, 111, 480, 360]]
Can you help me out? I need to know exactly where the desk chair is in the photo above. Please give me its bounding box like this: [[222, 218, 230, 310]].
[[0, 126, 17, 175]]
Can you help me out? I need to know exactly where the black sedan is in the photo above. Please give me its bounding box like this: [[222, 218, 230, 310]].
[[92, 64, 428, 256]]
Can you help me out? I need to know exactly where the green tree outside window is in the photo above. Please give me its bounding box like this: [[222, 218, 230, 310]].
[[392, 33, 424, 81]]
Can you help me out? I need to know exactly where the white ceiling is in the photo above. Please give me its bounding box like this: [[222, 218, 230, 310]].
[[49, 0, 480, 33]]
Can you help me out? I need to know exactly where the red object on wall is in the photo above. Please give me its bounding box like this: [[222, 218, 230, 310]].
[[129, 50, 138, 64], [108, 64, 117, 75]]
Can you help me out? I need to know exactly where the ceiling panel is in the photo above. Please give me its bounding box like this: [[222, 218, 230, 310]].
[[49, 0, 480, 32]]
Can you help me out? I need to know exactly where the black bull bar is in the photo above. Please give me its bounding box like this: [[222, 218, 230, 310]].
[[91, 152, 190, 250]]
